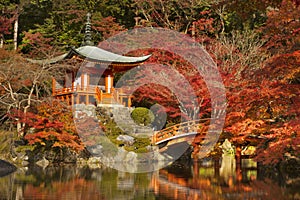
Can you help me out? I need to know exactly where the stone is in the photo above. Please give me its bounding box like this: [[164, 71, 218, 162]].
[[114, 147, 127, 162], [0, 159, 17, 177], [36, 157, 49, 169], [116, 135, 135, 146], [21, 160, 29, 166], [220, 139, 234, 155], [125, 151, 137, 163], [87, 145, 103, 156], [73, 104, 96, 118]]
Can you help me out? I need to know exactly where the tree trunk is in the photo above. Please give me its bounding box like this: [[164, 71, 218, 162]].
[[16, 120, 22, 136], [192, 21, 196, 40], [13, 18, 18, 51], [0, 34, 3, 48]]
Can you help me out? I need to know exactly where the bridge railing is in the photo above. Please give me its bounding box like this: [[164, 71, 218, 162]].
[[152, 118, 210, 144]]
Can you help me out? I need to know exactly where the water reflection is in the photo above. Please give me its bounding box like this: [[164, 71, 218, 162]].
[[0, 156, 298, 200]]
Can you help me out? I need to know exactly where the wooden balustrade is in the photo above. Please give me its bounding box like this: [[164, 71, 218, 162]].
[[112, 88, 118, 102], [94, 87, 132, 106], [95, 87, 102, 102], [152, 119, 210, 144], [54, 85, 133, 106], [112, 88, 132, 106], [54, 85, 98, 96]]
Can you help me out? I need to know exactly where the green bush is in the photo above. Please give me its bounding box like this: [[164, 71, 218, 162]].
[[131, 107, 154, 126]]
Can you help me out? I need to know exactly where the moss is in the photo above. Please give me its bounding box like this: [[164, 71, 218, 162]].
[[134, 147, 148, 154], [133, 137, 151, 149], [98, 137, 118, 156], [96, 107, 151, 153], [124, 146, 135, 152], [124, 137, 150, 153], [15, 145, 35, 153]]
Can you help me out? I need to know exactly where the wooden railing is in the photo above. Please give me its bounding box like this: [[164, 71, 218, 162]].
[[152, 119, 210, 144], [113, 88, 132, 107], [95, 87, 132, 106], [53, 85, 98, 96], [95, 86, 103, 102], [53, 84, 133, 106], [53, 86, 75, 96]]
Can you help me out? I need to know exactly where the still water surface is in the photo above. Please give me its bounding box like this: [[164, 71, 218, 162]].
[[0, 156, 299, 200]]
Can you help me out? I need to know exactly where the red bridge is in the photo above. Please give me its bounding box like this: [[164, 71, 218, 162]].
[[151, 119, 210, 155]]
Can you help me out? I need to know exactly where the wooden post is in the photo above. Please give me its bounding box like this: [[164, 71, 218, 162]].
[[235, 144, 242, 165], [86, 94, 89, 105], [214, 158, 220, 177], [87, 73, 90, 91], [81, 74, 84, 90], [128, 95, 132, 107], [66, 95, 69, 105], [105, 74, 114, 93], [76, 95, 79, 104], [172, 126, 177, 136], [120, 96, 124, 106], [152, 134, 155, 144], [235, 144, 242, 182], [71, 71, 75, 91], [110, 75, 114, 92], [105, 76, 108, 93], [116, 89, 119, 102], [98, 88, 103, 103], [71, 94, 74, 106], [174, 188, 178, 199], [193, 161, 199, 177]]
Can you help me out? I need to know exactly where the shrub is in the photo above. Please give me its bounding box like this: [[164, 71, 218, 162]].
[[131, 107, 154, 126]]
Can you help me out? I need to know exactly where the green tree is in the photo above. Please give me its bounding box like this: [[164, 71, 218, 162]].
[[19, 0, 131, 54]]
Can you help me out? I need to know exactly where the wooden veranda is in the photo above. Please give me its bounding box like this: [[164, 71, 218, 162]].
[[53, 82, 133, 107]]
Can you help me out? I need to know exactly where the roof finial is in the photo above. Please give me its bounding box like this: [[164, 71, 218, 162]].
[[83, 12, 94, 46]]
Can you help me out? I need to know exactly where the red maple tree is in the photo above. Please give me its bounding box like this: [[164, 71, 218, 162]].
[[11, 100, 84, 152]]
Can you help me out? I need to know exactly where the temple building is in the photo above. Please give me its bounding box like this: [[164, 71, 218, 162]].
[[29, 13, 150, 107], [49, 45, 149, 107]]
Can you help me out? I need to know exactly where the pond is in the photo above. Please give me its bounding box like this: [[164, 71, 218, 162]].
[[0, 155, 299, 200]]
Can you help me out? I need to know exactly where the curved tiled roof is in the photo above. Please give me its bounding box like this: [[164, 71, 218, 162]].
[[74, 46, 151, 63], [27, 45, 151, 65]]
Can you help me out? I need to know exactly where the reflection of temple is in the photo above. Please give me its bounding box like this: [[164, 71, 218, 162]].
[[0, 163, 293, 199], [150, 158, 263, 200]]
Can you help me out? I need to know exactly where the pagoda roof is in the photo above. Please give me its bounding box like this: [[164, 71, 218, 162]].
[[27, 45, 151, 65]]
